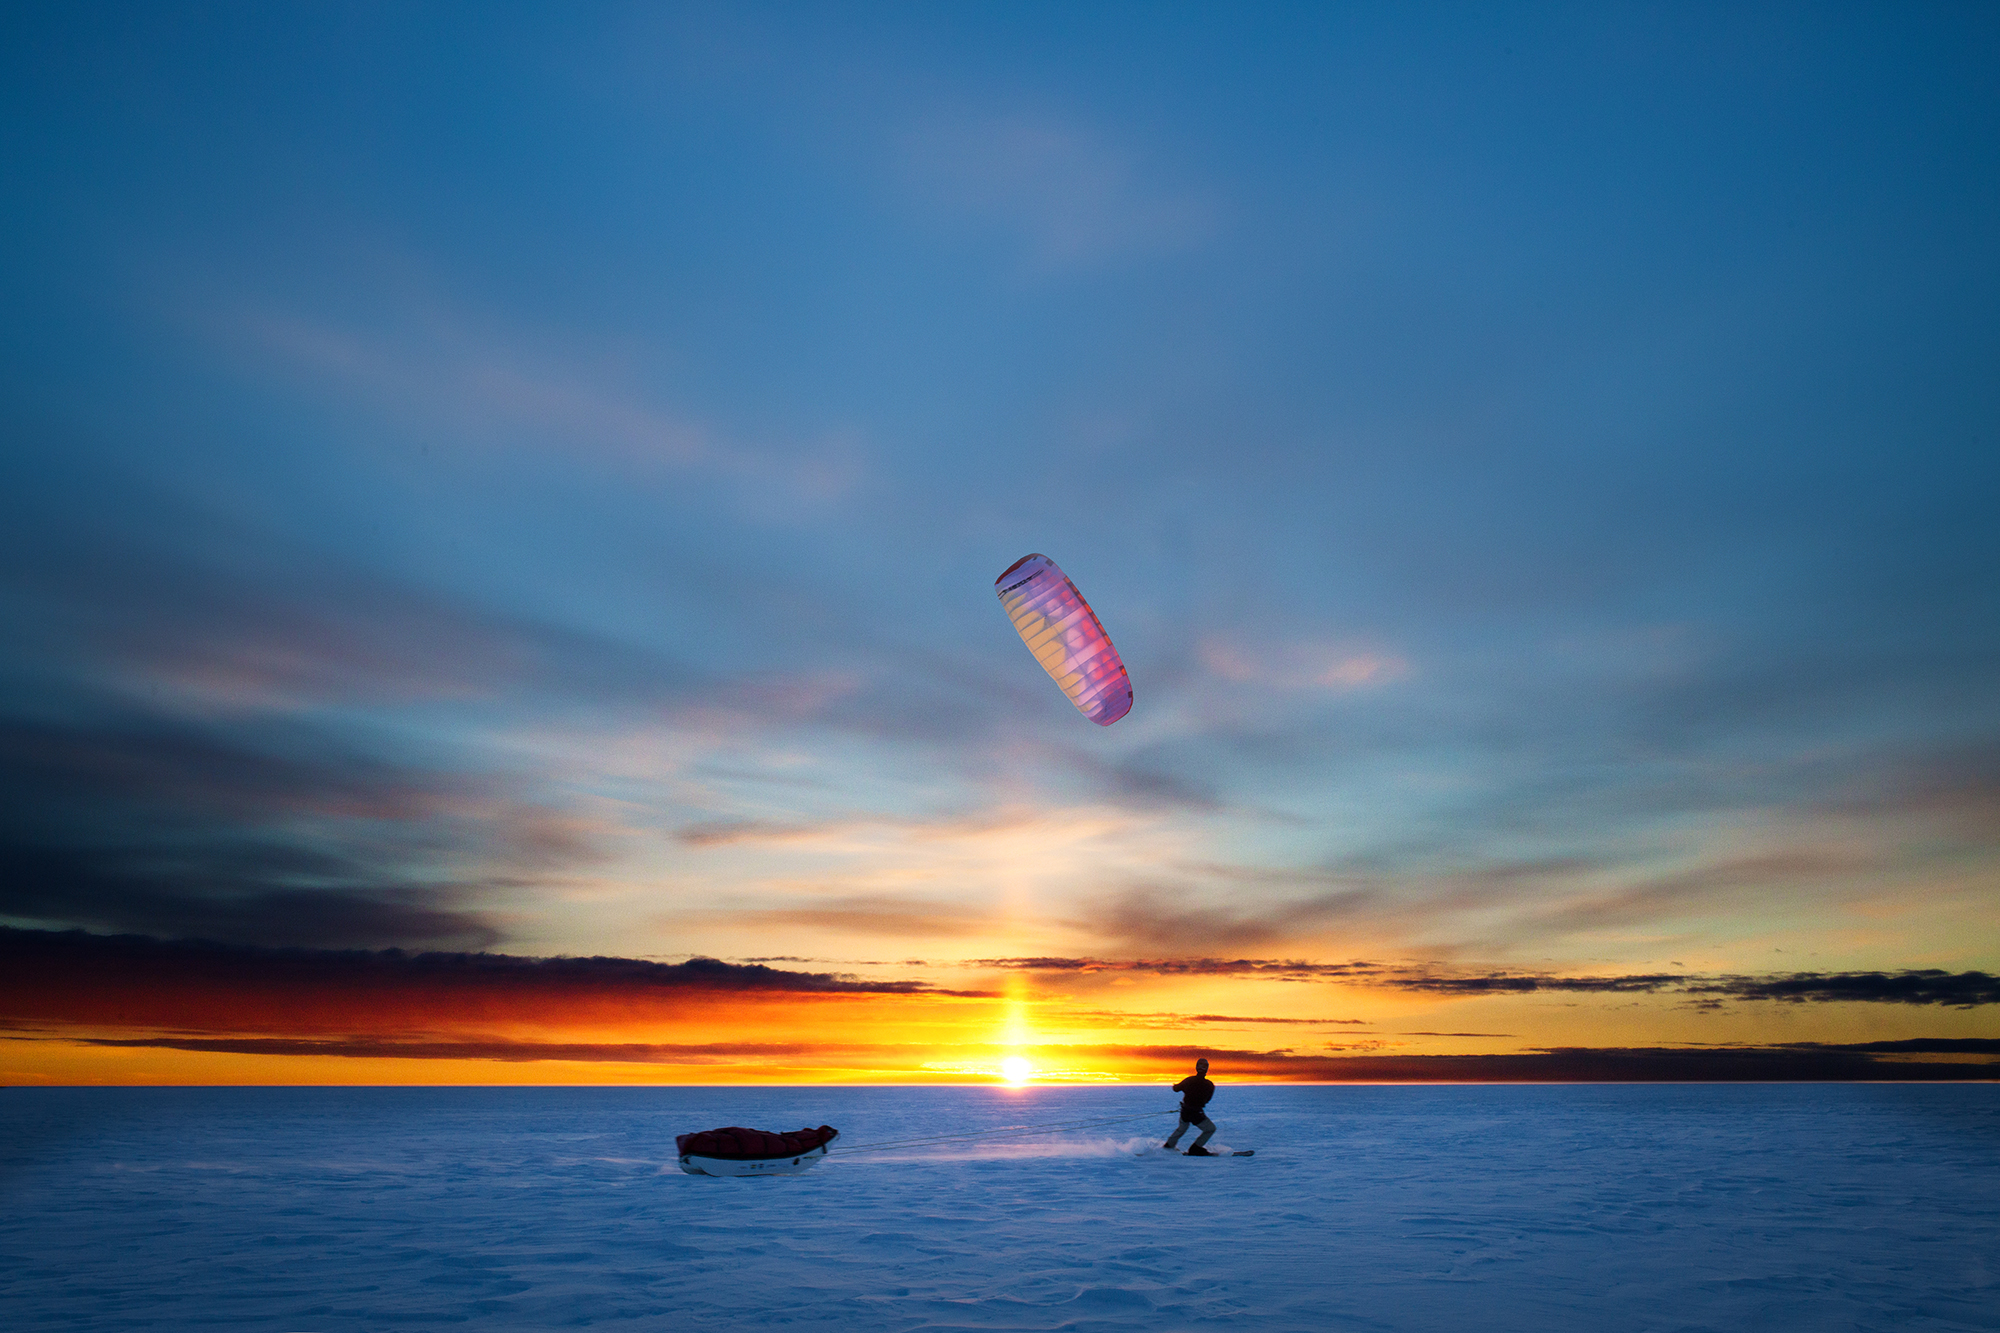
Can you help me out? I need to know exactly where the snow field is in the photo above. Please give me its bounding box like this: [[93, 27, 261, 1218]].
[[1, 1083, 1994, 1331]]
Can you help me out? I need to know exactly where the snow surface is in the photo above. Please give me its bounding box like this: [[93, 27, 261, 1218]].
[[2, 1083, 1995, 1330]]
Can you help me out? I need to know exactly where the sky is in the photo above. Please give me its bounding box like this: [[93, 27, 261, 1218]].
[[2, 1, 1996, 1085]]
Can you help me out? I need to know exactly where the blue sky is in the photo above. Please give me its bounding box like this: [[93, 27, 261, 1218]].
[[2, 2, 1996, 1038]]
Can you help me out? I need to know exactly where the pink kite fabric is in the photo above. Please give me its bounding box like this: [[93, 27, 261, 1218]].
[[994, 553, 1134, 726]]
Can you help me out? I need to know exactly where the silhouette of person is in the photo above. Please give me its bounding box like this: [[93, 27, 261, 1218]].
[[1163, 1057, 1217, 1155]]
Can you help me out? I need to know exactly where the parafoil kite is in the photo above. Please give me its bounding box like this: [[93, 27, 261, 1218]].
[[994, 553, 1133, 726]]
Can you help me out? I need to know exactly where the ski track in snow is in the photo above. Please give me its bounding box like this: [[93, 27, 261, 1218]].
[[1, 1084, 1995, 1331]]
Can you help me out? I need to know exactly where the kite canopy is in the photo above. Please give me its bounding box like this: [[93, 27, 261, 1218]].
[[995, 553, 1133, 726]]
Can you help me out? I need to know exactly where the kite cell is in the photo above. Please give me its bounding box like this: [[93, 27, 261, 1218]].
[[994, 553, 1134, 726]]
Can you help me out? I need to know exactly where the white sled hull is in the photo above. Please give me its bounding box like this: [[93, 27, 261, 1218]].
[[678, 1138, 835, 1177]]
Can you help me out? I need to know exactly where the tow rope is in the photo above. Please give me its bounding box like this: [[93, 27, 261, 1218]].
[[831, 1108, 1180, 1155]]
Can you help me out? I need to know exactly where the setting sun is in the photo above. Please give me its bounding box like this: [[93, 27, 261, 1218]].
[[1000, 1056, 1032, 1085]]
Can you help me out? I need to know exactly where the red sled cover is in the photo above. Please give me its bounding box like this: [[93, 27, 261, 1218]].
[[675, 1125, 838, 1161]]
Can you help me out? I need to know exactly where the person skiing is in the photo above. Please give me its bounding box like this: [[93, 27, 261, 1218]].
[[1163, 1057, 1217, 1155]]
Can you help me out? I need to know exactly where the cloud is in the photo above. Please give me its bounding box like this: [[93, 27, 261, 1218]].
[[1823, 740, 2000, 844], [0, 460, 707, 718], [1520, 848, 1885, 933], [0, 687, 643, 948], [7, 928, 1992, 1081], [9, 542, 533, 713], [0, 927, 990, 1037], [1070, 883, 1375, 952], [1689, 971, 2000, 1008], [969, 957, 2000, 1007], [1178, 643, 2000, 960], [0, 849, 501, 951], [1401, 1032, 1517, 1038], [1398, 968, 2000, 1007], [1188, 1014, 1369, 1026], [1055, 1009, 1375, 1030], [0, 709, 520, 948], [230, 298, 863, 510], [0, 700, 503, 827], [674, 808, 1044, 850], [1794, 1038, 2000, 1055], [1385, 971, 1687, 996], [0, 456, 1247, 957], [0, 926, 966, 995], [1097, 762, 1226, 813], [1631, 640, 2000, 766], [55, 1038, 850, 1064], [971, 956, 1383, 979], [0, 472, 733, 949], [677, 819, 830, 847], [707, 894, 997, 940], [243, 306, 708, 468], [6, 471, 1052, 780], [899, 112, 1217, 269], [666, 805, 1231, 953], [1199, 638, 1411, 692], [734, 956, 929, 967]]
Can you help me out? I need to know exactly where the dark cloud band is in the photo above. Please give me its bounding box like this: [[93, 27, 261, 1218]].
[[973, 957, 2000, 1007], [0, 927, 990, 1032]]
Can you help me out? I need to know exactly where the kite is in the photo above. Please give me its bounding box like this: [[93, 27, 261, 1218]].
[[994, 553, 1133, 726]]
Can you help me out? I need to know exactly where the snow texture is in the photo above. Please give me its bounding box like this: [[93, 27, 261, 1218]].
[[1, 1083, 1995, 1330]]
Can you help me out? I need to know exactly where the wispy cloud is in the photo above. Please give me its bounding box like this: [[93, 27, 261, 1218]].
[[223, 290, 864, 512], [1055, 1009, 1374, 1030], [1199, 638, 1411, 692], [704, 894, 999, 940], [244, 306, 706, 468], [0, 471, 705, 717], [971, 956, 1380, 979], [1068, 882, 1376, 952], [1516, 847, 1885, 934], [1822, 740, 2000, 843], [675, 808, 1042, 849], [898, 111, 1218, 269], [1401, 1032, 1517, 1038], [972, 956, 2000, 1007]]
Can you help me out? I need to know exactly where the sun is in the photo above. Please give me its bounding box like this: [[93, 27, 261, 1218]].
[[1000, 1056, 1032, 1085]]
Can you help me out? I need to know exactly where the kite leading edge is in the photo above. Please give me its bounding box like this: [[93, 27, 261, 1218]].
[[994, 553, 1133, 726]]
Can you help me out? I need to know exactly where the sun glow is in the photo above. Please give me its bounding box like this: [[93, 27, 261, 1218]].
[[1000, 1056, 1032, 1084]]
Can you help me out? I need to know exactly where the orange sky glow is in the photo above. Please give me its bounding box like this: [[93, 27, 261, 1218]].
[[5, 929, 1992, 1085]]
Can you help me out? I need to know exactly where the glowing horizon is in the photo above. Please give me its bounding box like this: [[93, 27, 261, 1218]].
[[4, 929, 1992, 1086]]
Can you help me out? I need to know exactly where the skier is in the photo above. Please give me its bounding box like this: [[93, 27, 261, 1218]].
[[1163, 1057, 1218, 1155]]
